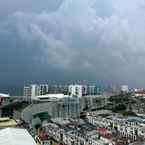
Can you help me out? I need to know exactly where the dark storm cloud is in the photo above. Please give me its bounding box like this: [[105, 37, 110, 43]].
[[1, 0, 145, 87], [0, 0, 62, 17]]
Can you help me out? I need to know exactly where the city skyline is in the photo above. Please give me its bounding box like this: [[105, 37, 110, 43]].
[[1, 1, 145, 145], [0, 0, 145, 87]]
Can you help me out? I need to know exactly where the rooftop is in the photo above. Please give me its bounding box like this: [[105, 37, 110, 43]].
[[0, 117, 17, 128], [0, 128, 36, 145], [36, 94, 70, 99], [0, 93, 10, 98]]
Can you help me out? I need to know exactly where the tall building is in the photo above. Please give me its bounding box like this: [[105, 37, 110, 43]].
[[121, 85, 129, 93], [31, 84, 40, 97], [48, 85, 69, 94], [24, 84, 69, 97], [69, 85, 85, 98], [82, 85, 88, 96], [39, 84, 49, 95], [23, 86, 31, 96], [24, 84, 102, 98], [87, 85, 98, 95]]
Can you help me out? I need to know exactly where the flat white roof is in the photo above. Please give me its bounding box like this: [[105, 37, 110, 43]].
[[0, 93, 10, 98], [51, 118, 70, 125], [36, 94, 70, 99], [0, 128, 36, 145]]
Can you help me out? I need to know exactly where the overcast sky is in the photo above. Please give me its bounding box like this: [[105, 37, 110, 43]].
[[0, 0, 145, 87]]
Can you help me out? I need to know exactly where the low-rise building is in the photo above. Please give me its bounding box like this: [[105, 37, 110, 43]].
[[87, 112, 145, 143]]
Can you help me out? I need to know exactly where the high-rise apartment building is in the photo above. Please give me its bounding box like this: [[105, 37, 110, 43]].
[[23, 86, 31, 96], [30, 84, 40, 97], [69, 85, 85, 98], [48, 85, 69, 94], [24, 84, 101, 97], [87, 85, 97, 95], [39, 84, 49, 95], [121, 85, 129, 93]]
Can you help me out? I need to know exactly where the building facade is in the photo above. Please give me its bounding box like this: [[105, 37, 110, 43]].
[[21, 97, 81, 124], [23, 86, 31, 96], [69, 85, 86, 98]]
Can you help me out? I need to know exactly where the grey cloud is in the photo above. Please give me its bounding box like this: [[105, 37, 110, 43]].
[[0, 0, 62, 19], [1, 0, 145, 87]]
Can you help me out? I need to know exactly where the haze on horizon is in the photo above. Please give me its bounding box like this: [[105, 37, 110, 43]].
[[0, 0, 145, 87]]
